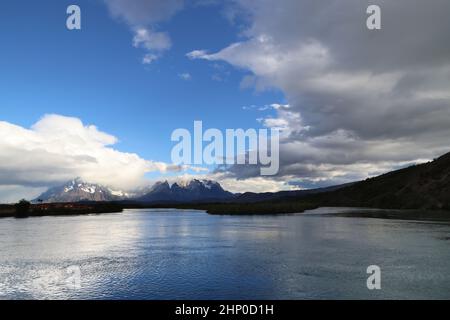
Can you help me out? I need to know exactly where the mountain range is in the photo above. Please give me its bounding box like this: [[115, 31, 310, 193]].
[[136, 180, 234, 203], [33, 151, 450, 210], [34, 179, 136, 203], [34, 178, 348, 204], [34, 178, 235, 204]]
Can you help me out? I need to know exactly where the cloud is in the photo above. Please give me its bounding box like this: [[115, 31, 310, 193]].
[[188, 0, 450, 188], [215, 175, 297, 193], [187, 50, 209, 60], [0, 115, 190, 202], [142, 53, 159, 65], [133, 28, 172, 51], [103, 0, 184, 63], [178, 72, 192, 81]]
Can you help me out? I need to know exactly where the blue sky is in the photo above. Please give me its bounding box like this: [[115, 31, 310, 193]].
[[1, 0, 449, 201], [0, 0, 282, 164]]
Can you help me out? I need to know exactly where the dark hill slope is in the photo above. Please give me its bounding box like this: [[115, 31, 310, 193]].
[[233, 183, 354, 203], [308, 152, 450, 210]]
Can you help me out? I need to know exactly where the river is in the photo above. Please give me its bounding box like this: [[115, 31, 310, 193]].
[[0, 208, 449, 299]]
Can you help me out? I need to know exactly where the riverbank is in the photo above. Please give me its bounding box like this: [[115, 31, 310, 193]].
[[1, 201, 318, 219], [2, 200, 450, 221], [0, 202, 123, 218]]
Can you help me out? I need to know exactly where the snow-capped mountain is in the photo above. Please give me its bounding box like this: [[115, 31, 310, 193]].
[[33, 179, 135, 203], [33, 178, 234, 203], [136, 179, 235, 203]]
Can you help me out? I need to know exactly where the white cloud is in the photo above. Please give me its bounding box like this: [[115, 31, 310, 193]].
[[216, 175, 296, 193], [0, 115, 190, 202], [262, 117, 289, 130], [133, 28, 172, 52], [142, 53, 159, 65], [178, 73, 192, 81], [132, 28, 172, 64], [186, 50, 210, 60], [103, 0, 183, 64]]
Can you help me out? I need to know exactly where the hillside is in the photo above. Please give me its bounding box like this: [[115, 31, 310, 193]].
[[307, 152, 450, 210], [233, 183, 354, 203]]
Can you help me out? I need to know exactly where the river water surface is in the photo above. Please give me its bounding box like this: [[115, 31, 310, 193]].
[[0, 208, 449, 299]]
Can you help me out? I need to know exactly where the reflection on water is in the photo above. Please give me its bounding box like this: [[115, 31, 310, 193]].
[[0, 208, 449, 300]]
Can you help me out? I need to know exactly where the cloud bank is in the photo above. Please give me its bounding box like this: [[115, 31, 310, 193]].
[[189, 0, 450, 188], [0, 115, 185, 202]]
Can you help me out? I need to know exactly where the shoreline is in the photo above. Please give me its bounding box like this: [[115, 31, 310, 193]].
[[2, 201, 450, 222], [0, 202, 123, 219]]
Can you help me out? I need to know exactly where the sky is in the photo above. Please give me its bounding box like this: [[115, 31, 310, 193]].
[[1, 0, 450, 202]]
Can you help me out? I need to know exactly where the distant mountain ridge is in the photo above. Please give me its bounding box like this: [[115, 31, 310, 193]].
[[31, 151, 450, 212], [33, 179, 133, 203], [34, 177, 356, 205], [233, 183, 355, 203], [34, 151, 450, 209], [34, 179, 235, 204], [136, 179, 235, 203]]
